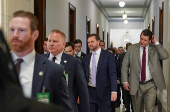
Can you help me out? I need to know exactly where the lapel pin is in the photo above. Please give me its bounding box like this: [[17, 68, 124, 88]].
[[82, 56, 83, 58], [39, 71, 43, 76], [64, 60, 67, 63]]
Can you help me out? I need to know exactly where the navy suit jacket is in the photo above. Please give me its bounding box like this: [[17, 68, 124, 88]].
[[31, 54, 72, 112], [42, 53, 90, 112], [84, 49, 117, 100], [75, 55, 84, 68], [81, 52, 86, 58]]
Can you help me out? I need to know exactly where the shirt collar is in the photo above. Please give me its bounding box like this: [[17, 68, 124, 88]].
[[92, 48, 101, 55], [12, 50, 36, 66], [49, 51, 63, 61], [75, 51, 81, 55], [140, 45, 149, 50]]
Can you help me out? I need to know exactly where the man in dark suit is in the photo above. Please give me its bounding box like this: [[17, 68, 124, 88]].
[[43, 38, 49, 54], [99, 40, 105, 50], [121, 29, 169, 111], [74, 39, 86, 58], [9, 10, 72, 112], [65, 42, 84, 68], [118, 42, 133, 112], [84, 34, 117, 112], [42, 30, 90, 112]]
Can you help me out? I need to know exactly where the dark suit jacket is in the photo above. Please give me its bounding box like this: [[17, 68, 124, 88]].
[[81, 52, 86, 58], [84, 49, 117, 101], [42, 53, 90, 112], [0, 79, 67, 112], [31, 54, 72, 112], [75, 55, 84, 68], [117, 53, 126, 82], [118, 53, 125, 66]]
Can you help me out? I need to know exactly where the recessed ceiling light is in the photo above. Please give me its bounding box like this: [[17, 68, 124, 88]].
[[119, 0, 125, 7], [124, 19, 128, 24], [123, 12, 127, 19]]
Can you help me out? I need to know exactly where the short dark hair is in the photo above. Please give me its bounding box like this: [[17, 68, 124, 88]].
[[140, 29, 152, 40], [106, 48, 115, 54], [74, 39, 82, 45], [88, 34, 100, 41], [126, 42, 132, 46], [118, 46, 123, 49], [100, 40, 105, 45], [12, 10, 38, 33], [44, 38, 48, 41], [65, 42, 74, 50]]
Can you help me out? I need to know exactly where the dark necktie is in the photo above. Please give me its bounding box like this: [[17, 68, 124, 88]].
[[15, 58, 23, 74], [52, 57, 56, 62], [141, 47, 146, 82]]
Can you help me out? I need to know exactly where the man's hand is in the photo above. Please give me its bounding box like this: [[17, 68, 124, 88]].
[[77, 96, 80, 104], [111, 92, 117, 102], [123, 82, 130, 91], [151, 35, 158, 43]]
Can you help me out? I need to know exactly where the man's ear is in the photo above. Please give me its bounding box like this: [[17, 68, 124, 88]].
[[33, 30, 39, 41], [63, 42, 66, 47], [98, 40, 100, 45]]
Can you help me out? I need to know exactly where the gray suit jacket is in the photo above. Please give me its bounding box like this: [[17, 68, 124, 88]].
[[121, 43, 169, 95]]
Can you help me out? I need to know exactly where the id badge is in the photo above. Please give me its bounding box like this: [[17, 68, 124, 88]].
[[37, 92, 50, 104]]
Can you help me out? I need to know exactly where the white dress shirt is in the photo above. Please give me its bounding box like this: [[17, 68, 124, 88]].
[[140, 45, 152, 81], [75, 51, 81, 57], [44, 51, 48, 54], [12, 50, 35, 98], [88, 48, 101, 87], [48, 51, 63, 64], [140, 42, 159, 81]]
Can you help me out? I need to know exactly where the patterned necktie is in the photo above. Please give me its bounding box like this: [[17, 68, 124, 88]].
[[92, 52, 96, 86], [52, 57, 56, 62], [141, 47, 146, 82], [15, 58, 23, 74]]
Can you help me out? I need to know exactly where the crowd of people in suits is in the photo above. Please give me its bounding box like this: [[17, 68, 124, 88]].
[[1, 10, 169, 112]]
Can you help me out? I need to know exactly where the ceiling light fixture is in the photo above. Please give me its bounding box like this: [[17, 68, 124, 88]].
[[123, 12, 127, 19], [124, 19, 128, 24], [119, 0, 125, 7]]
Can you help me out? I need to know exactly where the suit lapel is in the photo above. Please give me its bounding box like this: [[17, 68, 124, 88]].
[[60, 53, 69, 70], [136, 44, 141, 67], [44, 53, 50, 58], [85, 53, 92, 81], [148, 44, 154, 74], [148, 43, 153, 59], [32, 54, 47, 98], [96, 49, 105, 74]]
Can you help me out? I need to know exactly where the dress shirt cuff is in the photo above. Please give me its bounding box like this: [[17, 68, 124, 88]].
[[122, 82, 128, 84], [111, 92, 117, 93], [154, 41, 159, 45]]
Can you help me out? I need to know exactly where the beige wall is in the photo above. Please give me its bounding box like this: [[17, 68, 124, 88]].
[[46, 0, 109, 53], [144, 0, 170, 111], [1, 0, 34, 41]]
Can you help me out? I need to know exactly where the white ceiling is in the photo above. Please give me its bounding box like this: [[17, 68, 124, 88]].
[[93, 0, 152, 22]]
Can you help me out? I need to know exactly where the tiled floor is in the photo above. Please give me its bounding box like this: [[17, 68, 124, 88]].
[[115, 89, 164, 112], [115, 90, 133, 112]]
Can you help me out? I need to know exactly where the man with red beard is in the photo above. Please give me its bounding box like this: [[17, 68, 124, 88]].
[[83, 34, 117, 112], [9, 10, 72, 112]]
